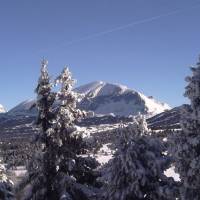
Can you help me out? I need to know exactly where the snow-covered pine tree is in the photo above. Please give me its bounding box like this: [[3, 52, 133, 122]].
[[26, 59, 57, 200], [0, 160, 15, 200], [170, 56, 200, 200], [104, 115, 177, 200], [35, 59, 55, 137], [52, 67, 99, 200], [26, 64, 99, 200]]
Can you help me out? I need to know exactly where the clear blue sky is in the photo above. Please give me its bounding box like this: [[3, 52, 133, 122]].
[[0, 0, 200, 110]]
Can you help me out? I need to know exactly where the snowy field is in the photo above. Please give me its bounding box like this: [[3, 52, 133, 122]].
[[2, 120, 181, 187]]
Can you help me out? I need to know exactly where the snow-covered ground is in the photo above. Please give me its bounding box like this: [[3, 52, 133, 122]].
[[95, 143, 113, 164], [1, 115, 180, 186], [79, 123, 180, 182]]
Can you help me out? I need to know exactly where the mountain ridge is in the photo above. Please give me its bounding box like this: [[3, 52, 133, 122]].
[[75, 81, 171, 117], [6, 81, 171, 117]]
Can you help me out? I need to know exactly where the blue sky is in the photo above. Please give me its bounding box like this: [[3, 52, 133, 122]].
[[0, 0, 200, 110]]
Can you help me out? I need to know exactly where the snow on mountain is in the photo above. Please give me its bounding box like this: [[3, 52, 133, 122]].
[[75, 81, 128, 97], [74, 81, 105, 96], [0, 104, 6, 113], [7, 81, 170, 117], [138, 92, 171, 116], [76, 81, 171, 117]]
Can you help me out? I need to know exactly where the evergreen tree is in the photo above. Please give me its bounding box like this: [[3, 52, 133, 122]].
[[170, 56, 200, 200], [0, 160, 15, 200], [26, 59, 56, 200], [104, 116, 177, 200], [52, 67, 98, 200], [26, 64, 98, 200], [35, 59, 55, 135]]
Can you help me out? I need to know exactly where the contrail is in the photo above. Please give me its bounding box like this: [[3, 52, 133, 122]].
[[40, 1, 200, 52]]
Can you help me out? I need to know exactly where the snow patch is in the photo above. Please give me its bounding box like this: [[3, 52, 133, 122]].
[[164, 166, 180, 182], [95, 143, 113, 164]]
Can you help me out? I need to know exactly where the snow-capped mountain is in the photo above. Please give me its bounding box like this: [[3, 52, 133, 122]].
[[75, 81, 171, 117], [0, 104, 6, 113], [7, 81, 170, 117]]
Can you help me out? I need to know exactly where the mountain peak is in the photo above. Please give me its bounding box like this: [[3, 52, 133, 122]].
[[75, 81, 105, 95], [75, 81, 130, 97], [0, 104, 6, 113], [76, 81, 171, 117]]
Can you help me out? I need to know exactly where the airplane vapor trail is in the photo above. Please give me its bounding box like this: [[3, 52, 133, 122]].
[[38, 1, 200, 53]]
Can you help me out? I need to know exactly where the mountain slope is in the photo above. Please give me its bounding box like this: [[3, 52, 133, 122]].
[[75, 81, 170, 117], [8, 99, 36, 116], [147, 105, 189, 130]]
